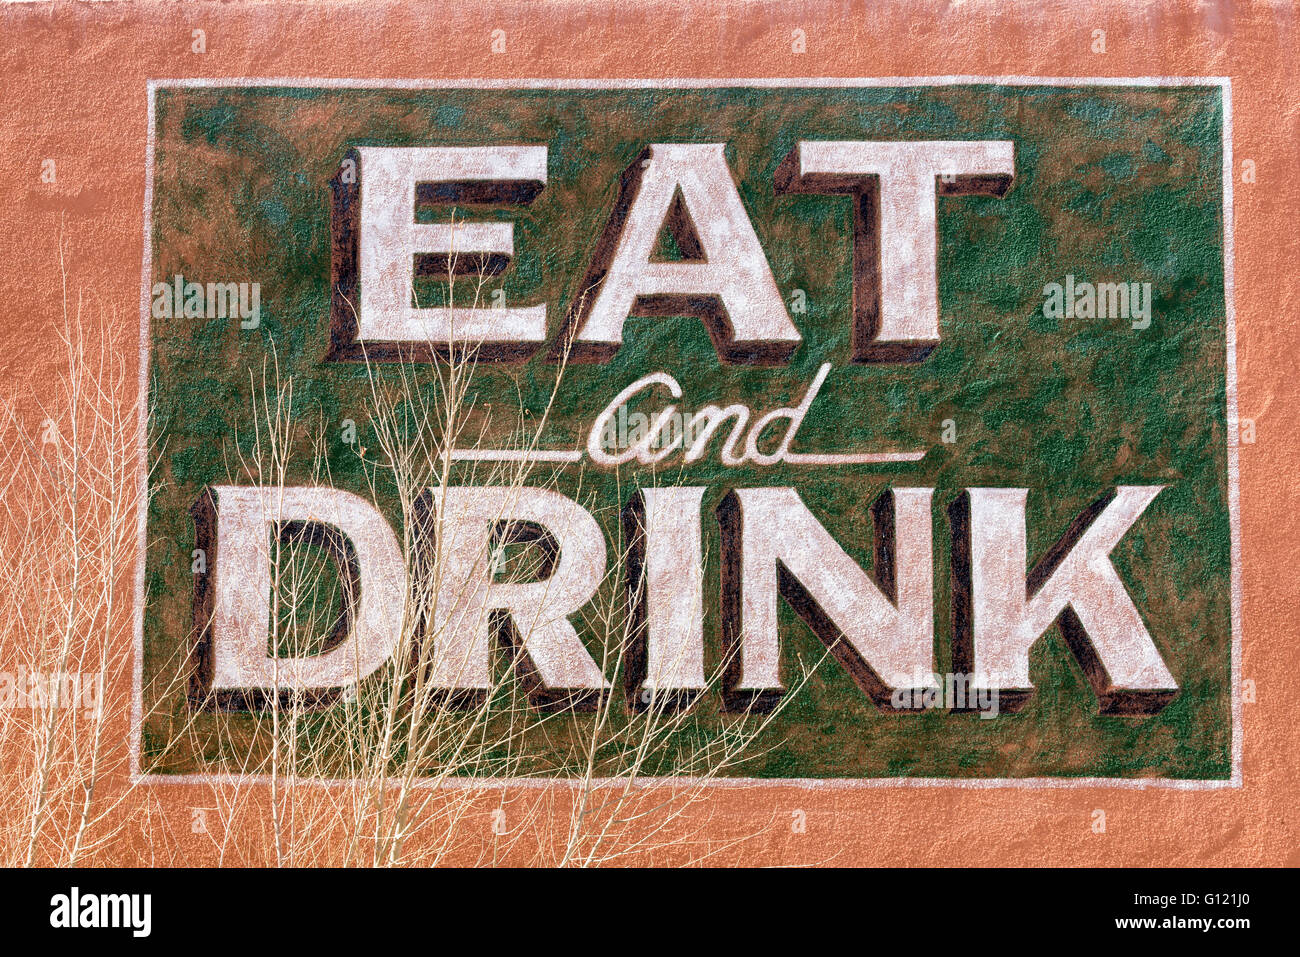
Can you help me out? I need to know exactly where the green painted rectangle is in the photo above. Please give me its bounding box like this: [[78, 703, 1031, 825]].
[[139, 81, 1234, 781]]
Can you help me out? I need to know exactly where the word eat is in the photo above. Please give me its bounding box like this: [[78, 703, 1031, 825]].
[[327, 141, 1015, 364]]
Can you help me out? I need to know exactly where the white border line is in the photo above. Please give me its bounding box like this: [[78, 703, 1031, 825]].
[[148, 76, 1230, 89], [132, 76, 1240, 790], [449, 448, 584, 463], [131, 84, 155, 779]]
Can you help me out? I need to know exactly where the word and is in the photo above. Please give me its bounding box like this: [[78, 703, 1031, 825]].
[[587, 364, 830, 466]]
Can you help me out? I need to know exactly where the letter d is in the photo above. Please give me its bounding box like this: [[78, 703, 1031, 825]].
[[190, 486, 405, 707]]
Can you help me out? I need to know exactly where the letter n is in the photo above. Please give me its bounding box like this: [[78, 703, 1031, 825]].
[[716, 487, 936, 711]]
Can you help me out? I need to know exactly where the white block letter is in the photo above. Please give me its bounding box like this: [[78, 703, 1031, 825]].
[[624, 487, 708, 708], [556, 144, 800, 364], [191, 486, 405, 706], [716, 487, 936, 710], [331, 146, 548, 361], [777, 140, 1014, 362], [950, 486, 1177, 714], [419, 486, 609, 710]]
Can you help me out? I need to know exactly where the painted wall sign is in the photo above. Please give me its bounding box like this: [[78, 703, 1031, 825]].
[[138, 79, 1237, 783]]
